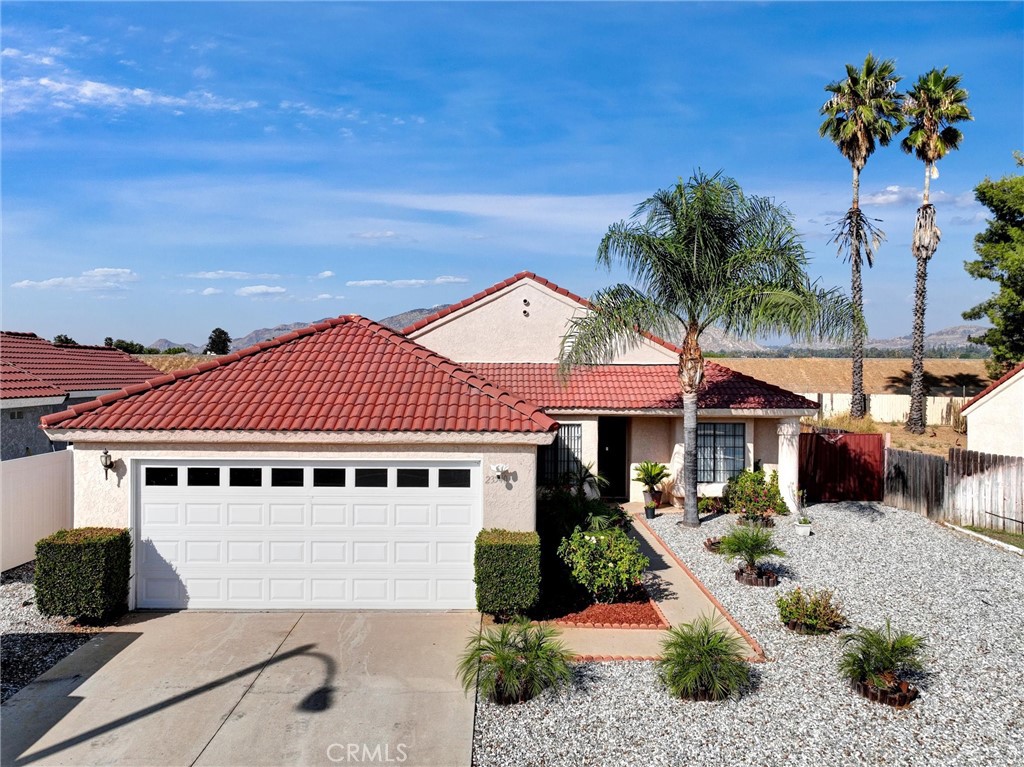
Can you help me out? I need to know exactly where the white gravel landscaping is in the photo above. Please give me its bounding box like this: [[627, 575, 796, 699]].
[[472, 502, 1024, 766]]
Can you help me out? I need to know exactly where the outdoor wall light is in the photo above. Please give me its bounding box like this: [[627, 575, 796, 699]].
[[100, 449, 115, 479]]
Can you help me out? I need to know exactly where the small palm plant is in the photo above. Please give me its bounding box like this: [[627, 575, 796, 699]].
[[658, 614, 751, 701], [839, 619, 926, 692], [718, 526, 785, 576], [457, 619, 574, 705]]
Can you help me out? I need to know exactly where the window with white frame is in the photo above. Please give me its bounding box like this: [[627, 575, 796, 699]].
[[696, 423, 745, 483]]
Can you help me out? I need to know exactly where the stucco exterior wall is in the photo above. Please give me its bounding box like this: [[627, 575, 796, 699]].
[[627, 417, 674, 503], [70, 440, 538, 532], [965, 372, 1024, 457], [409, 280, 675, 364], [1, 404, 64, 460], [754, 419, 780, 474]]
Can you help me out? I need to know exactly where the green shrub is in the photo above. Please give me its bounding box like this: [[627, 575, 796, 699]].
[[776, 587, 847, 633], [474, 529, 541, 619], [698, 497, 724, 516], [35, 527, 131, 622], [557, 528, 649, 603], [658, 614, 751, 701], [584, 503, 630, 531], [457, 618, 574, 704], [723, 469, 790, 520], [839, 620, 926, 691], [719, 526, 785, 575]]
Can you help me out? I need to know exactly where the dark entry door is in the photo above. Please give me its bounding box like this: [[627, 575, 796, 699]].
[[598, 416, 630, 500]]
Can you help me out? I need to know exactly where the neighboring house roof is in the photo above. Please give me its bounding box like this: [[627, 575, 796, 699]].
[[962, 361, 1024, 413], [42, 316, 557, 434], [714, 357, 993, 396], [0, 362, 66, 400], [0, 332, 160, 394], [402, 271, 685, 355], [466, 363, 818, 412]]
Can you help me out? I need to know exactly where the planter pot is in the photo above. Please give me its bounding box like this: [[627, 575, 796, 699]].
[[734, 568, 778, 587], [642, 490, 663, 507], [737, 516, 775, 528], [853, 680, 919, 709], [703, 537, 722, 554], [644, 507, 657, 520], [795, 523, 812, 537]]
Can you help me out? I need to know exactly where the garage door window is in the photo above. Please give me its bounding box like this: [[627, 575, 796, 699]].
[[145, 467, 178, 486], [187, 467, 220, 486], [229, 467, 262, 487], [313, 468, 346, 487], [397, 468, 429, 487], [439, 468, 471, 488], [271, 468, 304, 487], [355, 468, 388, 487]]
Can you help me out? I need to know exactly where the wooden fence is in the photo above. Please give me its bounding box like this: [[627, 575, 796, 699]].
[[883, 446, 1024, 532], [1, 450, 74, 571]]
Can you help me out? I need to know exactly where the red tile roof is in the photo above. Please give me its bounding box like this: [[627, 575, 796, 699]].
[[42, 317, 558, 434], [0, 362, 66, 400], [0, 332, 161, 394], [466, 363, 818, 411], [963, 361, 1024, 411], [402, 271, 685, 354]]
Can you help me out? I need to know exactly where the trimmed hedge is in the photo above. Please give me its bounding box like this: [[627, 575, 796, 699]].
[[35, 527, 132, 622], [474, 529, 540, 619]]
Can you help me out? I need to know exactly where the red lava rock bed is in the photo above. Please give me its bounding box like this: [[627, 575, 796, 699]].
[[550, 585, 667, 628]]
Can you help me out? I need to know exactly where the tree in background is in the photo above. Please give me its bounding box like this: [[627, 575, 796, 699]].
[[163, 347, 190, 355], [558, 171, 853, 527], [901, 68, 972, 434], [962, 152, 1024, 378], [52, 334, 77, 346], [109, 339, 160, 354], [205, 328, 232, 355], [104, 337, 114, 347], [819, 53, 905, 419]]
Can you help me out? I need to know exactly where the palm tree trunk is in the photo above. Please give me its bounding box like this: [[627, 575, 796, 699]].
[[678, 321, 704, 528], [922, 163, 932, 206], [907, 204, 940, 435], [849, 165, 866, 419]]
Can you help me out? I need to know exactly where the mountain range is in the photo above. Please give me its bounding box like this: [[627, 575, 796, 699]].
[[150, 311, 989, 356]]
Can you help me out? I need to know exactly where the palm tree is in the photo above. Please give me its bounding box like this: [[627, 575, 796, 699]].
[[902, 68, 972, 434], [819, 54, 905, 419], [558, 171, 853, 527]]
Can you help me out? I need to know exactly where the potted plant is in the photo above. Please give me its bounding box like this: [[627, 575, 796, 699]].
[[658, 614, 751, 701], [776, 587, 846, 634], [643, 500, 657, 520], [795, 515, 813, 536], [457, 618, 574, 705], [719, 526, 785, 587], [839, 620, 926, 708], [633, 461, 670, 506]]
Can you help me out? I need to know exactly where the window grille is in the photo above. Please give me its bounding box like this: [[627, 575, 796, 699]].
[[538, 423, 583, 485], [696, 423, 745, 483]]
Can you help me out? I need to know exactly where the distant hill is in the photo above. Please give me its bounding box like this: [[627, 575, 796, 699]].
[[772, 324, 991, 355], [151, 338, 202, 354], [378, 306, 451, 332]]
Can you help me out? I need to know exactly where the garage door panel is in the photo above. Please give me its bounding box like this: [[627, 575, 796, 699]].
[[137, 461, 481, 610]]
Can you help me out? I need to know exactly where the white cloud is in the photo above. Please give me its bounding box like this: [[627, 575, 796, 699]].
[[345, 275, 469, 288], [316, 270, 335, 279], [186, 270, 280, 280], [351, 230, 397, 240], [236, 285, 286, 297], [861, 185, 922, 207], [12, 267, 139, 291], [200, 287, 223, 296]]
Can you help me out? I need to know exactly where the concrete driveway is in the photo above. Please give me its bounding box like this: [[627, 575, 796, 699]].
[[1, 611, 480, 767]]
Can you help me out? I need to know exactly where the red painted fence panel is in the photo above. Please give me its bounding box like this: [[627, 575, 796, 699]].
[[799, 432, 885, 503]]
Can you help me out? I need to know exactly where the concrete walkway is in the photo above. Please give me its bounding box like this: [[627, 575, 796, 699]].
[[555, 509, 763, 661], [2, 611, 478, 767]]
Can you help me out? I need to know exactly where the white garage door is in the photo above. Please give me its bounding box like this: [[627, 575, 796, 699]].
[[135, 460, 481, 610]]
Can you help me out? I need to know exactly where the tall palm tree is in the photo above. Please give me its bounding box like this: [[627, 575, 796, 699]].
[[819, 54, 905, 419], [558, 171, 853, 527], [902, 68, 972, 434]]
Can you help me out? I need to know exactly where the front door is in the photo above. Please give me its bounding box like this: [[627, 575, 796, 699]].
[[598, 416, 630, 500]]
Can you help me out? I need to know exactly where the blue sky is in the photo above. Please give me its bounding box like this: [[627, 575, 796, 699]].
[[2, 2, 1022, 347]]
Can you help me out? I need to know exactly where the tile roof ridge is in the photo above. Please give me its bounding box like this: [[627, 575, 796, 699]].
[[0, 331, 42, 338], [963, 360, 1024, 410], [41, 317, 354, 429]]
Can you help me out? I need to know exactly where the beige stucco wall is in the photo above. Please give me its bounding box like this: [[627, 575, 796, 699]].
[[965, 372, 1024, 457], [69, 440, 538, 532], [754, 419, 780, 474], [408, 280, 675, 364]]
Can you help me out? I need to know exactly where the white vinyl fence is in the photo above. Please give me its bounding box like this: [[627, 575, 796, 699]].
[[1, 450, 73, 571], [803, 393, 968, 427]]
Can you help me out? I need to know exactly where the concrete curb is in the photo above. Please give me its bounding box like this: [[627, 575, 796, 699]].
[[944, 523, 1024, 556]]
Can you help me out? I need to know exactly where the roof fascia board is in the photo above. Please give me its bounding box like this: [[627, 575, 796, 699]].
[[41, 429, 558, 446], [544, 408, 817, 418]]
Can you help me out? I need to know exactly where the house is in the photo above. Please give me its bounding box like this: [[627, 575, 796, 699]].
[[403, 272, 816, 509], [42, 317, 556, 611], [961, 361, 1024, 457], [0, 332, 161, 460]]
